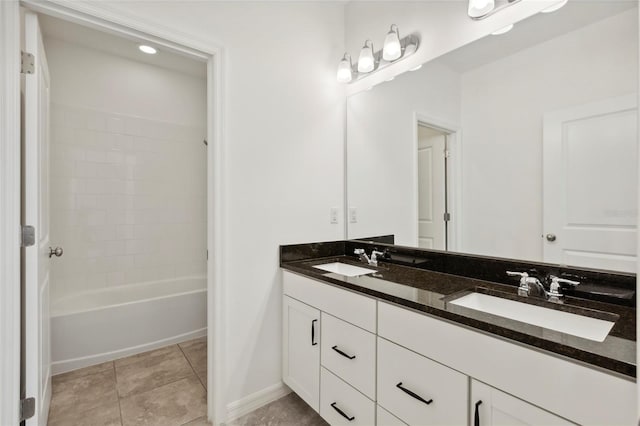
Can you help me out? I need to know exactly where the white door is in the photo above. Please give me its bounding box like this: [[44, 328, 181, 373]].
[[471, 380, 574, 426], [417, 125, 447, 249], [282, 296, 320, 412], [23, 11, 52, 426], [543, 95, 637, 272]]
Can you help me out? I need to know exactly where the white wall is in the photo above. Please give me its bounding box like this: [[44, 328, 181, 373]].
[[77, 0, 347, 410], [460, 9, 638, 260], [347, 61, 460, 245], [46, 38, 207, 301]]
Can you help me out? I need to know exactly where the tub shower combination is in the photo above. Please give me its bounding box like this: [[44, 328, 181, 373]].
[[50, 277, 206, 374]]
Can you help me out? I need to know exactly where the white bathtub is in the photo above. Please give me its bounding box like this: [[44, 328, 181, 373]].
[[51, 277, 207, 375]]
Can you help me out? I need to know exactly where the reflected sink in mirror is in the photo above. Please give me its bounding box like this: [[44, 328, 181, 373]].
[[448, 292, 616, 342], [312, 262, 376, 277]]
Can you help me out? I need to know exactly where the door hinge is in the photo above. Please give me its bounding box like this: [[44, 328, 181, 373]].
[[443, 212, 451, 222], [19, 397, 35, 422], [444, 149, 451, 158], [21, 225, 35, 247], [21, 51, 35, 74]]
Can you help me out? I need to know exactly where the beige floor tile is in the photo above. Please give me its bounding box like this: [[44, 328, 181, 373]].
[[48, 400, 122, 426], [226, 393, 327, 426], [52, 361, 115, 387], [115, 345, 194, 398], [48, 369, 120, 426], [196, 369, 207, 390], [179, 337, 207, 374], [115, 345, 179, 369], [182, 416, 212, 426], [119, 375, 207, 426]]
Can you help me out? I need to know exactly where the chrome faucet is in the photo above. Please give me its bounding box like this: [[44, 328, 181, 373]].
[[548, 275, 581, 298], [354, 248, 370, 264], [354, 248, 385, 266], [506, 271, 580, 301], [507, 271, 548, 298]]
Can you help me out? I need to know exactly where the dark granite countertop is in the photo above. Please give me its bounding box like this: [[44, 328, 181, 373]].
[[281, 250, 636, 379]]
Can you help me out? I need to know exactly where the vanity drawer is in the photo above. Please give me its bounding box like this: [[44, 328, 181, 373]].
[[283, 270, 376, 332], [320, 367, 375, 426], [377, 405, 408, 426], [321, 312, 376, 399], [377, 337, 468, 426]]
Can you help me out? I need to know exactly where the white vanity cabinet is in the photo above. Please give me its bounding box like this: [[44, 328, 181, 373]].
[[283, 271, 377, 425], [470, 380, 575, 426], [282, 270, 636, 426], [282, 295, 321, 411]]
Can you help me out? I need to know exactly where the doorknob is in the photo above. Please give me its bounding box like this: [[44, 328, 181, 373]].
[[545, 234, 557, 242], [49, 246, 63, 258]]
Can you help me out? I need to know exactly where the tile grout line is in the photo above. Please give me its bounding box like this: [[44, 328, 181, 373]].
[[113, 361, 125, 426], [177, 341, 208, 391]]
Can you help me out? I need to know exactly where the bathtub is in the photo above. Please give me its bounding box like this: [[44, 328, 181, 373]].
[[51, 277, 207, 375]]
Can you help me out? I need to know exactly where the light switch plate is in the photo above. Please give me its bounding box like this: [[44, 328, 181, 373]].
[[349, 207, 357, 223], [330, 207, 339, 224]]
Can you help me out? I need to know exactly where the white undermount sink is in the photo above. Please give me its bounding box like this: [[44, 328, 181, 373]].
[[449, 292, 615, 342], [312, 262, 376, 277]]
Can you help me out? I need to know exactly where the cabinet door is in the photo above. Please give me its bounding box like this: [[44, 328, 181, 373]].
[[282, 296, 321, 412], [471, 380, 575, 426]]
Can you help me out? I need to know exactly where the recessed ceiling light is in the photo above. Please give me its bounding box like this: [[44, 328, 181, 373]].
[[492, 24, 514, 35], [138, 45, 157, 55], [541, 0, 568, 13]]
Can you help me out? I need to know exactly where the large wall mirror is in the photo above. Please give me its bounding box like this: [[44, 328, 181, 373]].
[[346, 1, 638, 273]]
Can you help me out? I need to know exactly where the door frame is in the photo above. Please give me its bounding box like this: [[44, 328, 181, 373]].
[[413, 113, 462, 252], [0, 1, 23, 424], [0, 1, 227, 424]]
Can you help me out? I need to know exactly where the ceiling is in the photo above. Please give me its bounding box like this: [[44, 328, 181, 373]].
[[439, 1, 637, 73], [39, 14, 207, 79]]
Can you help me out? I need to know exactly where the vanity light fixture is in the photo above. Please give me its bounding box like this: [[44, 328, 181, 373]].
[[491, 23, 514, 35], [138, 45, 157, 55], [468, 0, 522, 20], [337, 53, 353, 83], [541, 0, 568, 13], [383, 25, 402, 61], [358, 40, 376, 73], [468, 0, 495, 19], [336, 25, 420, 83]]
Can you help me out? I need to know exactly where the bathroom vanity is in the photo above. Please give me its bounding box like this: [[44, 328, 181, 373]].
[[280, 241, 636, 426]]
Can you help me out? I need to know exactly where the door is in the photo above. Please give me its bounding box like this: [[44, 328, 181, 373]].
[[471, 380, 574, 425], [417, 125, 447, 249], [543, 95, 637, 272], [282, 296, 320, 412], [22, 11, 52, 426]]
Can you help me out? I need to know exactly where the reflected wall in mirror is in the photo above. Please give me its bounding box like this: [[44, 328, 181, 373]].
[[346, 1, 638, 273]]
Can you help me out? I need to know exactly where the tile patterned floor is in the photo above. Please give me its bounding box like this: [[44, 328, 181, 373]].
[[47, 337, 325, 426]]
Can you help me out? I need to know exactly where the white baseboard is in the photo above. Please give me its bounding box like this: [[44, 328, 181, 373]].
[[225, 382, 292, 423], [51, 328, 207, 375]]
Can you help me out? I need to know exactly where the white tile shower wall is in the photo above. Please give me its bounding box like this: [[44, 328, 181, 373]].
[[50, 103, 207, 301]]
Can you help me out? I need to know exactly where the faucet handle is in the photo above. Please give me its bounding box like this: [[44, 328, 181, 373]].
[[549, 275, 580, 287], [354, 248, 365, 255], [548, 276, 580, 297], [506, 271, 529, 283]]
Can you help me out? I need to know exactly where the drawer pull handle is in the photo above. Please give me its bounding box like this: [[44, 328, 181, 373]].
[[474, 400, 483, 426], [331, 402, 355, 421], [332, 345, 356, 360], [396, 382, 433, 405], [311, 319, 318, 346]]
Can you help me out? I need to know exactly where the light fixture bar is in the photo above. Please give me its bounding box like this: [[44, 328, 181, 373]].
[[347, 33, 420, 84], [469, 0, 522, 20]]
